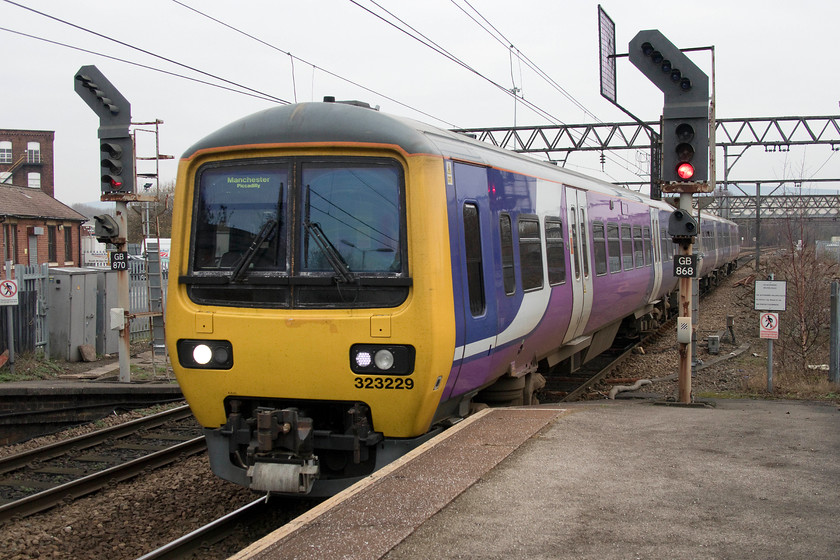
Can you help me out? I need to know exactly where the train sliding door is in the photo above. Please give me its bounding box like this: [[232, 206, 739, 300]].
[[447, 160, 499, 394], [648, 207, 663, 302], [563, 187, 593, 342]]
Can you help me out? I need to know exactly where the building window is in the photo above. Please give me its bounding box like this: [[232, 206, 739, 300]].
[[499, 213, 516, 295], [26, 142, 41, 164], [27, 172, 41, 189], [0, 141, 11, 164], [518, 214, 544, 291], [65, 226, 73, 262], [545, 217, 566, 286], [463, 203, 485, 316], [48, 226, 57, 262]]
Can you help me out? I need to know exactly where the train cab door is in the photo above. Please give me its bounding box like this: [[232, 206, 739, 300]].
[[648, 208, 663, 303], [448, 161, 498, 390], [563, 187, 594, 342]]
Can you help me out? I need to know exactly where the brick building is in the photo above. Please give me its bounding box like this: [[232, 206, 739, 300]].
[[0, 129, 86, 277]]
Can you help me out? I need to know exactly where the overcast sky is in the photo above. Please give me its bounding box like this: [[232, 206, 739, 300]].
[[1, 0, 838, 207]]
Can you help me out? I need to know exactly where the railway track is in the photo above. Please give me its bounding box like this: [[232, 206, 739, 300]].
[[0, 404, 205, 524]]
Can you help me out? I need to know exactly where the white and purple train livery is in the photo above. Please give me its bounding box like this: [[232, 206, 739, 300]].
[[167, 100, 740, 495]]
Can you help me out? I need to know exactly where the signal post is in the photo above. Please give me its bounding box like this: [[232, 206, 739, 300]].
[[75, 65, 155, 382], [629, 30, 712, 403]]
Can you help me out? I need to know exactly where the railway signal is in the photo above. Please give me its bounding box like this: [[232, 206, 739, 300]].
[[629, 30, 710, 191], [74, 65, 135, 195], [99, 137, 134, 193]]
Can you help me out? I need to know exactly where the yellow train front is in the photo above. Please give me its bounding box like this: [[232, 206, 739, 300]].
[[167, 100, 458, 495]]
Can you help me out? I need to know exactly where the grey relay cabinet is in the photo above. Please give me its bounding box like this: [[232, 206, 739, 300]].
[[48, 267, 98, 362]]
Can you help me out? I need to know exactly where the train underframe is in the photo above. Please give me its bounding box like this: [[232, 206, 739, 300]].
[[205, 397, 441, 496]]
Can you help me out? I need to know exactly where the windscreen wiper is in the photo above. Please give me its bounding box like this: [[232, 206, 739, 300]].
[[230, 219, 278, 283], [304, 220, 355, 283]]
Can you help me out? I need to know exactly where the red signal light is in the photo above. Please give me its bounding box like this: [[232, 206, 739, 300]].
[[676, 162, 695, 180]]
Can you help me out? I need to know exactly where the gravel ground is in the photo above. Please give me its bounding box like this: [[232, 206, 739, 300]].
[[597, 264, 762, 399], [1, 262, 832, 560]]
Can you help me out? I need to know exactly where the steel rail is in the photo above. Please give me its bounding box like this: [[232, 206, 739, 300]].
[[0, 404, 192, 475], [136, 496, 271, 560], [0, 436, 206, 525]]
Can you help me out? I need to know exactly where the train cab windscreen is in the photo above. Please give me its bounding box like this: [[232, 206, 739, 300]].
[[185, 158, 409, 308]]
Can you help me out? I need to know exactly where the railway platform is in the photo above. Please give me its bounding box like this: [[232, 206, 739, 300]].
[[233, 399, 840, 560]]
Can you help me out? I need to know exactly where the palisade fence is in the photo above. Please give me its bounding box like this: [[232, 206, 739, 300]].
[[85, 259, 169, 342], [0, 260, 167, 359]]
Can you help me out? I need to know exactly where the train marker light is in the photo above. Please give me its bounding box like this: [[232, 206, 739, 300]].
[[176, 339, 234, 369], [350, 344, 415, 375], [355, 351, 373, 368]]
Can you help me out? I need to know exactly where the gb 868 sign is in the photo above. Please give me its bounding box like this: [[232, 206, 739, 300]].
[[673, 254, 697, 278]]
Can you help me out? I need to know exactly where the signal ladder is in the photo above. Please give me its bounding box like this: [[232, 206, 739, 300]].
[[134, 120, 173, 363]]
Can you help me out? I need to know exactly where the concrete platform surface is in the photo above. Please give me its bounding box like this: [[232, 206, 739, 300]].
[[235, 399, 840, 560]]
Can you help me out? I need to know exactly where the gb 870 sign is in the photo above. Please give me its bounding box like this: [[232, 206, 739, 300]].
[[673, 254, 697, 278]]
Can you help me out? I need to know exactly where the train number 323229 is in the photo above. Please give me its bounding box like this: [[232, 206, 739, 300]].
[[354, 377, 415, 390]]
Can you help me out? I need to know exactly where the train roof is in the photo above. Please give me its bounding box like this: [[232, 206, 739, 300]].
[[182, 101, 725, 220]]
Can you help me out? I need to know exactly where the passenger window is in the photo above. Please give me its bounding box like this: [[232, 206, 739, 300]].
[[633, 226, 644, 268], [608, 222, 621, 273], [463, 203, 485, 316], [621, 224, 633, 270], [593, 222, 607, 276], [518, 215, 544, 291]]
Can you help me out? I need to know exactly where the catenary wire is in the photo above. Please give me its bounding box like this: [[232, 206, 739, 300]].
[[0, 26, 282, 105], [171, 0, 460, 129], [2, 0, 291, 105]]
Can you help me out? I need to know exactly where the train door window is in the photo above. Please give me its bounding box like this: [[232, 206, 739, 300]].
[[569, 210, 580, 280], [592, 221, 608, 276], [500, 213, 516, 295], [633, 226, 644, 268], [643, 226, 652, 266], [579, 209, 590, 278], [621, 224, 633, 270], [518, 214, 544, 291], [660, 227, 669, 261], [607, 222, 621, 273], [545, 217, 566, 286], [463, 203, 486, 316]]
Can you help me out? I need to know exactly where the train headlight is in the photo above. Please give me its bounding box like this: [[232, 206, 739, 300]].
[[374, 349, 394, 370], [177, 339, 234, 370], [193, 344, 213, 365], [350, 344, 415, 375]]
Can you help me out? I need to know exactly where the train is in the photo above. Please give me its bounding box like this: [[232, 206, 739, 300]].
[[166, 99, 740, 496]]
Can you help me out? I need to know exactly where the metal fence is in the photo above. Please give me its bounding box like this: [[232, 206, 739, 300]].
[[84, 259, 168, 341], [0, 261, 167, 357], [0, 264, 49, 356]]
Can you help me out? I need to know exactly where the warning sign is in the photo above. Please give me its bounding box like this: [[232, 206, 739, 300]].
[[0, 279, 18, 306], [759, 312, 779, 339]]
